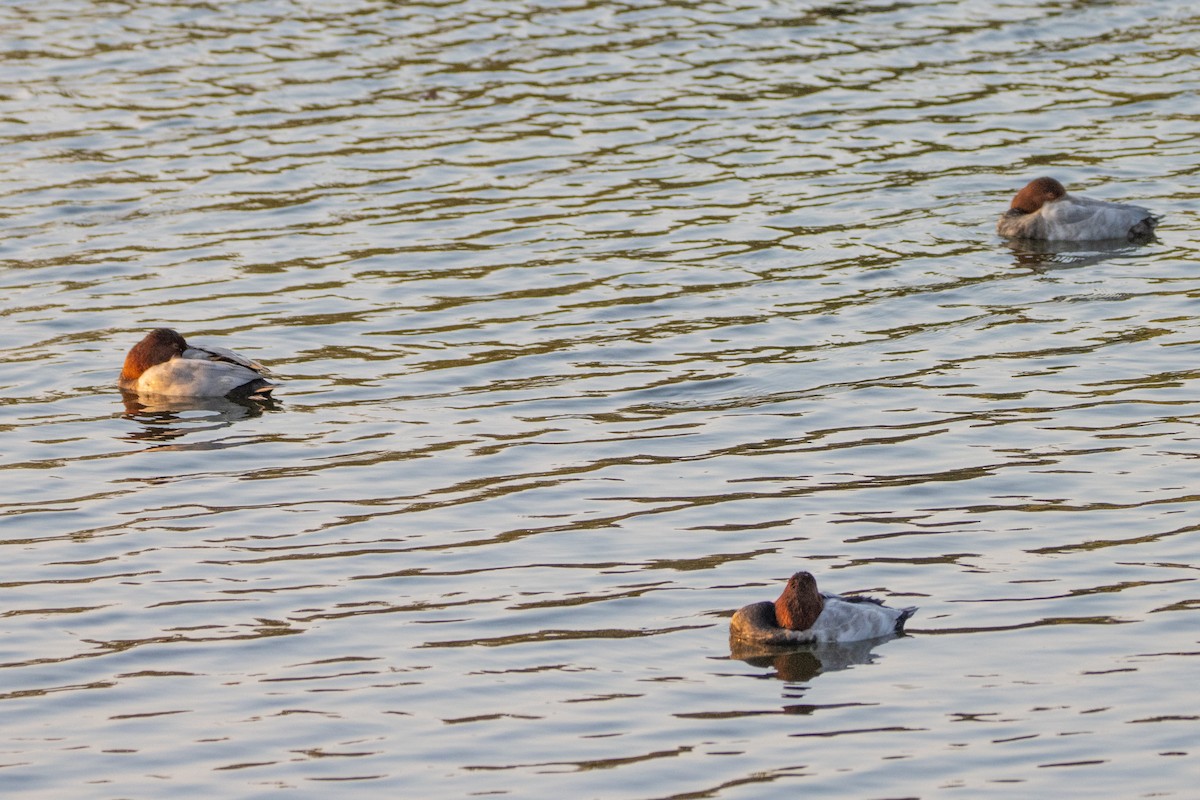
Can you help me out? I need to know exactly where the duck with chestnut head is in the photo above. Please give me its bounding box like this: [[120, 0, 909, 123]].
[[119, 328, 277, 401], [997, 177, 1158, 242], [730, 571, 916, 646]]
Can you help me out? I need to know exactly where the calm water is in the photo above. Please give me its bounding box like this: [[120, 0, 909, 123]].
[[2, 0, 1198, 797]]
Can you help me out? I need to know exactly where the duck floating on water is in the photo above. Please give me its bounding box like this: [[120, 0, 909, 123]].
[[119, 328, 277, 401], [997, 177, 1158, 242], [730, 571, 916, 645]]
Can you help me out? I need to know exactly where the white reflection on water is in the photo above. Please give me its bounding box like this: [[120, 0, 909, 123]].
[[1, 0, 1199, 797]]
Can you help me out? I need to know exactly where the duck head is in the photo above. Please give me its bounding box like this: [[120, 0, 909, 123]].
[[1009, 177, 1067, 214], [121, 328, 188, 384], [774, 571, 825, 630]]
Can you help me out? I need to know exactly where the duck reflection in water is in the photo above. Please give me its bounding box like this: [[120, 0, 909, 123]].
[[729, 571, 916, 680], [730, 636, 894, 683], [1004, 235, 1153, 273], [120, 394, 278, 446]]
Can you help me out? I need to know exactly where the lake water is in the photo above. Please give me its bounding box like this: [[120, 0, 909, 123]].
[[2, 0, 1198, 797]]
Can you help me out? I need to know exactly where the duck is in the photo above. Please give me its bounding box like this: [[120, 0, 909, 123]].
[[997, 177, 1158, 242], [119, 328, 277, 400], [730, 571, 916, 645]]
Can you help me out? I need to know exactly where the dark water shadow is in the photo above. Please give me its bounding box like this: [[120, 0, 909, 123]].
[[1004, 236, 1158, 272], [729, 635, 901, 683], [119, 391, 281, 446]]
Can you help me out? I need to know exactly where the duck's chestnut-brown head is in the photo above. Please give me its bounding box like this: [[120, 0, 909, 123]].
[[120, 328, 188, 383], [1009, 177, 1067, 214], [774, 571, 825, 631]]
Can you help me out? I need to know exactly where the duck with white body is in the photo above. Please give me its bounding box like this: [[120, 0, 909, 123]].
[[997, 177, 1158, 242], [730, 571, 917, 646], [119, 328, 277, 401]]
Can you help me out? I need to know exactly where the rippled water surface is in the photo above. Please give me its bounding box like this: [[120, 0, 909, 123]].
[[3, 0, 1199, 796]]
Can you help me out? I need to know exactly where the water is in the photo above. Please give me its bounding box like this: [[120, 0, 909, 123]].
[[2, 0, 1198, 796]]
